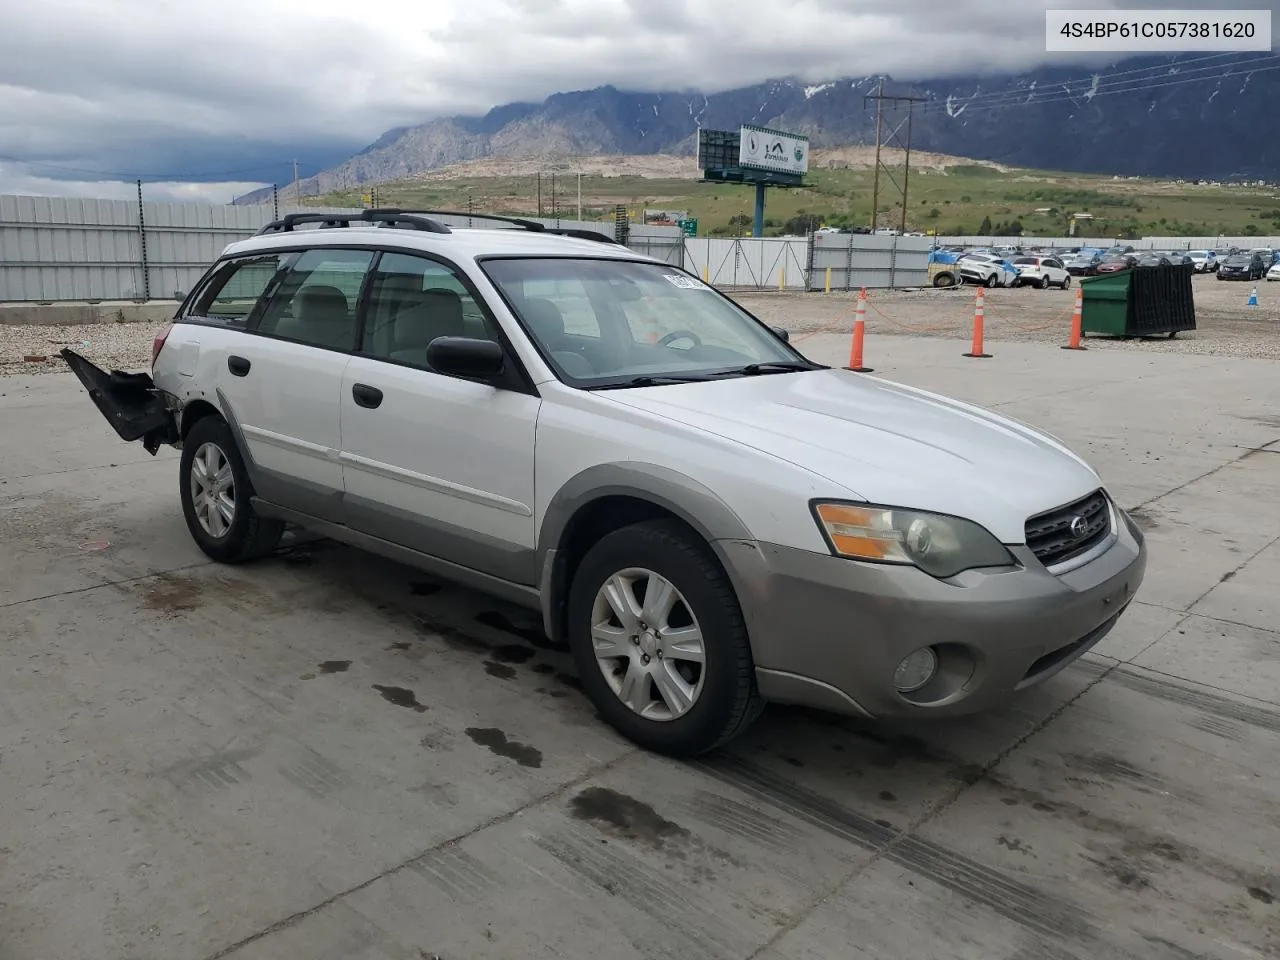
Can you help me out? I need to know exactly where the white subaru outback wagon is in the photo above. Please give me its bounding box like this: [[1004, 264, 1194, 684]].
[[64, 209, 1147, 757]]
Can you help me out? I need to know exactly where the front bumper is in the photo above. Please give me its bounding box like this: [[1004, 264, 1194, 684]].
[[715, 509, 1146, 719]]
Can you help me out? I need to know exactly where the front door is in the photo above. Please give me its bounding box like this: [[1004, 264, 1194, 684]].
[[338, 251, 540, 585]]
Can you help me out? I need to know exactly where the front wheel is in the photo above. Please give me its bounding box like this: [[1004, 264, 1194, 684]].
[[985, 273, 998, 288], [1039, 275, 1051, 289], [1061, 275, 1072, 289], [180, 416, 285, 564], [566, 520, 763, 756]]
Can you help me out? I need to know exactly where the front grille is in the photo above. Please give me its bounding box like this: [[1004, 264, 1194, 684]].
[[1024, 490, 1111, 569]]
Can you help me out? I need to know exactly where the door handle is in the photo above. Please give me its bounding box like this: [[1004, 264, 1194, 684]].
[[227, 355, 251, 377], [352, 383, 383, 409]]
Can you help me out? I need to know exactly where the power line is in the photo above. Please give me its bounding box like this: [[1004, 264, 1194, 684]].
[[914, 54, 1279, 115], [920, 63, 1280, 117]]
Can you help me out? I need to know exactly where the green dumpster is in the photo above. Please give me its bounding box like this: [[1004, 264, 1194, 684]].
[[1079, 263, 1197, 337], [1078, 271, 1132, 335]]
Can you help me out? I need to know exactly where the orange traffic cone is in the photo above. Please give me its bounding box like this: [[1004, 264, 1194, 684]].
[[1062, 285, 1086, 351], [963, 287, 992, 358], [845, 287, 873, 373]]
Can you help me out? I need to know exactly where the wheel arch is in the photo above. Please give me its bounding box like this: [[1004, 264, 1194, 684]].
[[537, 463, 752, 644]]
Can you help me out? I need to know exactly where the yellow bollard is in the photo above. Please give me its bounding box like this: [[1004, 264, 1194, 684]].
[[779, 267, 786, 291], [824, 265, 832, 294], [702, 265, 710, 283]]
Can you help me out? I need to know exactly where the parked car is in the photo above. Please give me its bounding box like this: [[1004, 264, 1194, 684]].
[[1248, 247, 1278, 265], [1010, 255, 1072, 289], [1268, 261, 1280, 282], [1134, 253, 1174, 268], [58, 209, 1148, 756], [1152, 251, 1194, 268], [1105, 245, 1135, 256], [1217, 252, 1267, 280], [1186, 250, 1218, 273], [1095, 254, 1138, 274], [960, 254, 1020, 287], [1063, 252, 1103, 276]]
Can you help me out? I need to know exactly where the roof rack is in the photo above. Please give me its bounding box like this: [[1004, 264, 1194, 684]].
[[381, 209, 621, 245], [255, 209, 452, 236]]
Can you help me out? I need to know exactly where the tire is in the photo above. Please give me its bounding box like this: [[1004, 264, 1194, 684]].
[[932, 272, 955, 289], [179, 416, 285, 564], [1061, 275, 1072, 289], [984, 273, 998, 288], [1039, 275, 1051, 289], [566, 519, 763, 756]]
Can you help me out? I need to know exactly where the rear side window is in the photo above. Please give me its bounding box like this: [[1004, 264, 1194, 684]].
[[256, 248, 374, 352], [189, 255, 287, 328]]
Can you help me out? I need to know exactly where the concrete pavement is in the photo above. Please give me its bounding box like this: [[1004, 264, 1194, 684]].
[[0, 337, 1277, 960]]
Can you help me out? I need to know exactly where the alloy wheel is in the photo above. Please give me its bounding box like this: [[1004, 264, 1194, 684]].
[[589, 567, 706, 721], [190, 441, 236, 538]]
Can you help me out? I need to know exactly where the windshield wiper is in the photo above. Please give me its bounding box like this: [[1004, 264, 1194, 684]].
[[735, 361, 822, 375], [593, 373, 716, 389]]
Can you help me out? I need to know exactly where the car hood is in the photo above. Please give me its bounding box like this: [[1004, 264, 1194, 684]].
[[605, 369, 1103, 543]]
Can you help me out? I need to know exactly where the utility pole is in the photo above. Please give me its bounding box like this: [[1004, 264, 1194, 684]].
[[868, 78, 884, 233], [536, 173, 542, 217], [863, 81, 926, 234], [291, 159, 300, 207], [577, 172, 583, 221]]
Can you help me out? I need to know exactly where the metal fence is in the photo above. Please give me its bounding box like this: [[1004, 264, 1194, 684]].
[[0, 194, 685, 303], [931, 234, 1280, 250], [682, 238, 809, 289], [808, 233, 931, 291]]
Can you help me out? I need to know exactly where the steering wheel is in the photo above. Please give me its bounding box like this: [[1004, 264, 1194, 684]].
[[657, 329, 703, 348]]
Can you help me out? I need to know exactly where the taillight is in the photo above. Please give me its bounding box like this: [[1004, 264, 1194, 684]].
[[152, 322, 173, 369]]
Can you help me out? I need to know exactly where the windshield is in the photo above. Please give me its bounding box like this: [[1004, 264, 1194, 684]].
[[481, 257, 811, 388], [1224, 256, 1251, 265], [1013, 257, 1040, 265]]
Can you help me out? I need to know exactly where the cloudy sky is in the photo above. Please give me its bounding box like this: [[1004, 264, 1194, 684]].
[[0, 0, 1272, 201]]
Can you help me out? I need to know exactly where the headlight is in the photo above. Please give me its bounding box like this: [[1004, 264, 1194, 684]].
[[812, 501, 1015, 579]]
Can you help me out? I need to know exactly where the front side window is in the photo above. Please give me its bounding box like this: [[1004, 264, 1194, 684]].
[[257, 248, 374, 351], [189, 255, 287, 328], [482, 258, 811, 388], [360, 252, 496, 369]]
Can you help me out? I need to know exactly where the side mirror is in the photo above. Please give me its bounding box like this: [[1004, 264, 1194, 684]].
[[426, 336, 504, 379], [771, 326, 790, 342]]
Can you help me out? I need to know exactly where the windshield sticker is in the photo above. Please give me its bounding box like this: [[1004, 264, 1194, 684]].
[[662, 274, 704, 289]]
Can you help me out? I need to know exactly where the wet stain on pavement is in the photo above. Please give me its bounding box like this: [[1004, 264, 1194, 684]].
[[1247, 886, 1274, 904], [1126, 506, 1159, 531], [570, 786, 691, 850], [372, 685, 428, 712], [410, 581, 442, 596], [138, 575, 204, 614], [879, 790, 897, 803], [490, 643, 536, 664], [555, 672, 583, 691], [483, 660, 517, 680], [475, 610, 565, 651], [465, 727, 542, 767], [531, 663, 556, 675], [317, 660, 351, 674], [387, 642, 412, 651]]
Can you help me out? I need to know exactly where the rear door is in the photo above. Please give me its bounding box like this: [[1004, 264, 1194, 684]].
[[183, 247, 373, 522]]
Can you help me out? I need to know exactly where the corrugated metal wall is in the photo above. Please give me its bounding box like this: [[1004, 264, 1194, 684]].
[[0, 195, 684, 303], [808, 234, 932, 290]]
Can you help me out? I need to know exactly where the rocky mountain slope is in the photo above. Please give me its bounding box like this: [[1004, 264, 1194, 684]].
[[236, 54, 1276, 204]]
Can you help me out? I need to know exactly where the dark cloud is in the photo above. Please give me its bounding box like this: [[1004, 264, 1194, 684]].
[[0, 0, 1273, 197]]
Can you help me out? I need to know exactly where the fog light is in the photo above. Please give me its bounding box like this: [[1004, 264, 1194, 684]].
[[894, 647, 939, 693]]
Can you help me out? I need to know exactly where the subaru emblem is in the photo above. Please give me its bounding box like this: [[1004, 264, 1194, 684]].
[[1069, 515, 1088, 539]]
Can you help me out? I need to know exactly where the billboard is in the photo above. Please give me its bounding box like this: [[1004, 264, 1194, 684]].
[[738, 124, 809, 176]]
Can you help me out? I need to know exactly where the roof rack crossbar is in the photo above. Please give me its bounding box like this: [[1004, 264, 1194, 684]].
[[255, 209, 452, 236], [377, 209, 548, 232], [378, 210, 621, 245]]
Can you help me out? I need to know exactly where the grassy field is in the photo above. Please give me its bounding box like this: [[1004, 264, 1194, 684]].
[[305, 159, 1280, 239]]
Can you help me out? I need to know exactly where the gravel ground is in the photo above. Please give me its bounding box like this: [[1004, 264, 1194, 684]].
[[2, 273, 1276, 376], [737, 272, 1280, 360]]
